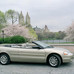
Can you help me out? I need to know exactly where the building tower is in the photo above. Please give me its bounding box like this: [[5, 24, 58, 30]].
[[26, 12, 30, 25], [44, 25, 49, 32], [19, 11, 25, 25]]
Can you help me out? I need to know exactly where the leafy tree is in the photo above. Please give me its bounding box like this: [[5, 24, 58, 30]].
[[0, 11, 6, 24], [65, 22, 74, 41], [5, 10, 19, 25], [37, 33, 44, 40], [37, 31, 66, 40], [37, 32, 55, 40], [48, 32, 55, 39], [0, 11, 6, 31], [55, 31, 66, 39]]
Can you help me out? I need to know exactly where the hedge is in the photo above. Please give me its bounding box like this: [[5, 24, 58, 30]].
[[0, 35, 28, 44]]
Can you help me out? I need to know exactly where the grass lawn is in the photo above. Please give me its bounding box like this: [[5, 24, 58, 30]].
[[45, 42, 74, 44]]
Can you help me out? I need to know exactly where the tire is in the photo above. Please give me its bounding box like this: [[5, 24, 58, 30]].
[[48, 54, 61, 67], [0, 54, 10, 65]]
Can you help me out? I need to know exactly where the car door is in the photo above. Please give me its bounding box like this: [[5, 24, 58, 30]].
[[8, 47, 21, 61], [18, 48, 46, 63]]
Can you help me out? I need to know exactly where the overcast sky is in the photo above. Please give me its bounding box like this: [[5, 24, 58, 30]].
[[0, 0, 74, 32]]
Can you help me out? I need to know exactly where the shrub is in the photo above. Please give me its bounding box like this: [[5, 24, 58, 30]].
[[0, 38, 3, 44], [4, 37, 11, 43], [10, 35, 27, 43], [0, 35, 28, 44]]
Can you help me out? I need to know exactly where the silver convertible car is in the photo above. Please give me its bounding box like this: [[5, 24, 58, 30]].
[[0, 41, 73, 67]]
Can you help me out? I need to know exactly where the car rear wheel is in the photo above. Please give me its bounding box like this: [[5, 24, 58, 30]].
[[0, 54, 10, 65], [48, 54, 61, 67]]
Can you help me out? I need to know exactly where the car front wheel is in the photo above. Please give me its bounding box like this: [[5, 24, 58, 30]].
[[0, 54, 10, 65], [48, 54, 61, 67]]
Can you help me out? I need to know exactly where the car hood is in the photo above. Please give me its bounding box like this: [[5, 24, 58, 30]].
[[46, 47, 71, 52], [54, 47, 71, 52]]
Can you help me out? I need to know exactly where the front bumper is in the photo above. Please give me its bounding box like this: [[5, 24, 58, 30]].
[[62, 53, 74, 63]]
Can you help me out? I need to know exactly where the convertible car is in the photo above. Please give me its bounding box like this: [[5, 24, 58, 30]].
[[0, 41, 73, 67]]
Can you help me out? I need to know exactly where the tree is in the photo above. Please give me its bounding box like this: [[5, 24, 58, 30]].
[[5, 10, 19, 25], [0, 11, 6, 31], [55, 31, 66, 39], [0, 25, 37, 40], [37, 32, 55, 40], [65, 22, 74, 41], [48, 32, 55, 39]]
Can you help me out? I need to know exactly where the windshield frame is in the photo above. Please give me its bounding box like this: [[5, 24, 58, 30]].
[[32, 41, 53, 49]]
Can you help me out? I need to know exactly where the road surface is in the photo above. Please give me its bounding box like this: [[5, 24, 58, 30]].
[[0, 59, 74, 74]]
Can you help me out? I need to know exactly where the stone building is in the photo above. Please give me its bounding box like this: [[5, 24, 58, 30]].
[[26, 12, 30, 25], [33, 26, 43, 33], [43, 25, 49, 33], [19, 11, 25, 25], [34, 25, 50, 34]]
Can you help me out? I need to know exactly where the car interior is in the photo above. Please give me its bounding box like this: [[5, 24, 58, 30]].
[[3, 43, 42, 49]]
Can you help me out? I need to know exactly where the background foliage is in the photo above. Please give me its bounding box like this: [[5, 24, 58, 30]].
[[0, 9, 74, 42], [0, 35, 28, 44], [37, 31, 66, 40]]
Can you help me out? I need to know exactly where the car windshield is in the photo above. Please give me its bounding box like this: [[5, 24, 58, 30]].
[[33, 41, 53, 48]]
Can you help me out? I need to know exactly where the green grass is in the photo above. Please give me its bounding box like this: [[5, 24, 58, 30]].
[[45, 42, 74, 44]]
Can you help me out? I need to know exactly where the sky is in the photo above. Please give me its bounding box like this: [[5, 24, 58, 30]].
[[0, 0, 74, 32]]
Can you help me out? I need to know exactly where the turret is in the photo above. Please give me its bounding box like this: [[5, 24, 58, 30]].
[[44, 25, 49, 32], [26, 12, 30, 25], [19, 11, 25, 25]]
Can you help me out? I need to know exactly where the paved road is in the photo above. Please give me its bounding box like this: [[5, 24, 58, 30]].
[[0, 59, 74, 74]]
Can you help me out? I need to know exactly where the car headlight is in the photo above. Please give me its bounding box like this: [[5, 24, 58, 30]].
[[64, 52, 73, 55], [64, 52, 69, 55]]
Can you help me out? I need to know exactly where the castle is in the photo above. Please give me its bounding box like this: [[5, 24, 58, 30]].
[[34, 25, 50, 34]]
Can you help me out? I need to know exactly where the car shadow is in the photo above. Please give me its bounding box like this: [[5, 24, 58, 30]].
[[60, 62, 73, 68], [10, 62, 47, 66]]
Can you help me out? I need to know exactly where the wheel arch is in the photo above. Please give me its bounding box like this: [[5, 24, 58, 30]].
[[0, 52, 11, 65], [0, 52, 10, 60], [46, 53, 63, 63]]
